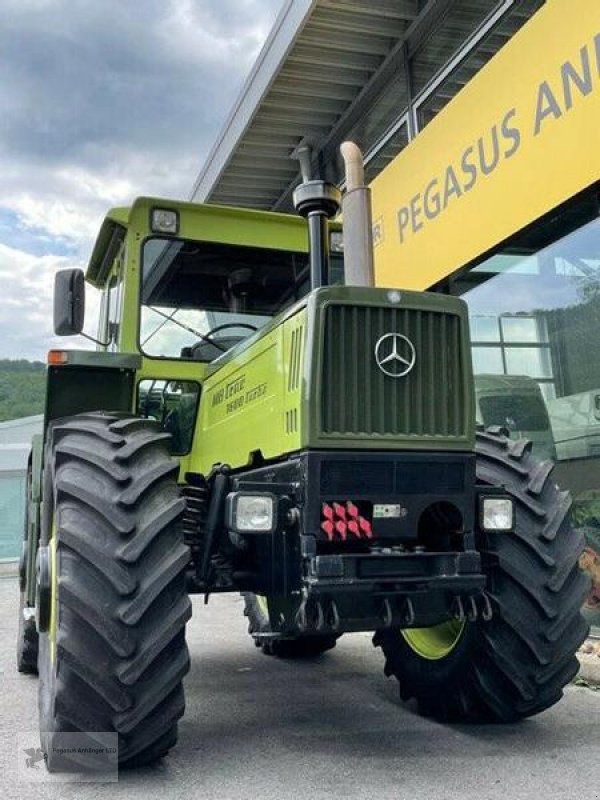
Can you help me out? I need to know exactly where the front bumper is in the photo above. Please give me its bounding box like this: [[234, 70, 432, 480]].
[[294, 548, 487, 634], [229, 449, 489, 636]]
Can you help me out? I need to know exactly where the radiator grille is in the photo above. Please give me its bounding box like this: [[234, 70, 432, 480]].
[[321, 305, 468, 439]]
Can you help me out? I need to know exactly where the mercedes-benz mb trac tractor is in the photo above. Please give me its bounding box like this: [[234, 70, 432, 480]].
[[17, 144, 588, 771]]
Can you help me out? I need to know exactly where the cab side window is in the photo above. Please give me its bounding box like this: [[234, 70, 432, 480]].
[[137, 379, 201, 455], [106, 273, 123, 352]]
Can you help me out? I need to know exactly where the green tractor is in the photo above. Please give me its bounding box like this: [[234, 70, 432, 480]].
[[17, 144, 588, 771]]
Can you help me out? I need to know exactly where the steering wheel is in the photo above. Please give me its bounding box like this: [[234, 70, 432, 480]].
[[203, 322, 259, 342], [184, 322, 260, 359]]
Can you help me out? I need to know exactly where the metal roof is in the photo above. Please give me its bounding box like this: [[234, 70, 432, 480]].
[[191, 0, 542, 211]]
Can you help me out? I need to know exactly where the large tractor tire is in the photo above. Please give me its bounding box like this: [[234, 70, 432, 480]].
[[37, 413, 191, 770], [374, 427, 589, 723], [17, 467, 39, 674], [243, 593, 338, 658]]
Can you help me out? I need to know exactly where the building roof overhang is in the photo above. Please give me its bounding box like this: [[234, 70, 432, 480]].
[[192, 0, 538, 211]]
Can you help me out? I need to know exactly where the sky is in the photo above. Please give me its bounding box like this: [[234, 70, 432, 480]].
[[0, 0, 284, 361]]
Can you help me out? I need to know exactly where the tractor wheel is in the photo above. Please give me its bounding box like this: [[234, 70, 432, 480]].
[[374, 427, 589, 723], [37, 413, 191, 771], [17, 591, 39, 674], [17, 467, 39, 674], [243, 593, 338, 658]]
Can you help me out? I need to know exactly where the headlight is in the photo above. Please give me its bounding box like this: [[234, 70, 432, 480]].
[[226, 492, 276, 533], [151, 207, 179, 234], [480, 496, 514, 532]]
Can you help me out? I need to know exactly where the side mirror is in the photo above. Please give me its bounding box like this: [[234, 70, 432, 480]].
[[54, 269, 85, 336]]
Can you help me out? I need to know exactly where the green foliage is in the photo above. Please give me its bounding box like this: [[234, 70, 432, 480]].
[[0, 359, 46, 422], [572, 489, 600, 530]]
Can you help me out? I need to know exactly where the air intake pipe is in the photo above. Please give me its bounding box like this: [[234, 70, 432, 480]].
[[340, 141, 375, 287], [293, 180, 341, 291]]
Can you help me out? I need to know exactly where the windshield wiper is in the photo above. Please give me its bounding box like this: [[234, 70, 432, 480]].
[[147, 307, 227, 352], [141, 306, 180, 347]]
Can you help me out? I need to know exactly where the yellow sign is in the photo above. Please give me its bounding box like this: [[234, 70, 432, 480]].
[[371, 0, 600, 290]]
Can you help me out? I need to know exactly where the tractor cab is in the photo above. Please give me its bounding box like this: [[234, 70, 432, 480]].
[[82, 196, 344, 365], [138, 226, 344, 362], [51, 195, 343, 458]]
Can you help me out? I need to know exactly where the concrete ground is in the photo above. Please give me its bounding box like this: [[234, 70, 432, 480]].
[[1, 575, 600, 800]]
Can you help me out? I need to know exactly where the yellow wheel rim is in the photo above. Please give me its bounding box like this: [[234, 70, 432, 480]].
[[401, 620, 465, 660], [256, 595, 269, 617]]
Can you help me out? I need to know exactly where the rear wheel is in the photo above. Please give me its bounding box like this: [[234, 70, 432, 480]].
[[243, 593, 338, 658], [374, 428, 589, 722], [16, 466, 38, 674], [17, 592, 39, 674], [37, 413, 191, 770]]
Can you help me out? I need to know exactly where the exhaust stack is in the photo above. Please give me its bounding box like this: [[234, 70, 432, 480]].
[[340, 141, 374, 287], [293, 179, 341, 291]]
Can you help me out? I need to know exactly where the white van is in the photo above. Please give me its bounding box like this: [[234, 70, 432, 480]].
[[546, 389, 600, 461]]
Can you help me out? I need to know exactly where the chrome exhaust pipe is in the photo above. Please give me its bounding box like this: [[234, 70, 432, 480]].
[[340, 141, 375, 287]]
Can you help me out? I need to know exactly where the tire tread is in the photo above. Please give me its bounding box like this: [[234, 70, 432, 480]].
[[38, 413, 190, 769], [374, 428, 589, 723]]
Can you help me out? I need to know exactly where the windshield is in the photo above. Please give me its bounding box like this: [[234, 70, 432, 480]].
[[140, 236, 344, 360]]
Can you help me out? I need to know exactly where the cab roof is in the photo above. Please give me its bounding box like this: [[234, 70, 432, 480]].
[[85, 195, 337, 288], [86, 206, 129, 288]]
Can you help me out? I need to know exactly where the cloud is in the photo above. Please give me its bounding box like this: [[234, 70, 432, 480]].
[[0, 241, 101, 360], [0, 0, 283, 359], [1, 0, 281, 163]]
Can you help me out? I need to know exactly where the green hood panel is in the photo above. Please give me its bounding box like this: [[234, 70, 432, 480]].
[[191, 286, 475, 474]]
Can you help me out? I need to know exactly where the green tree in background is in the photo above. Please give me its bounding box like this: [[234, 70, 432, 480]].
[[0, 359, 46, 421]]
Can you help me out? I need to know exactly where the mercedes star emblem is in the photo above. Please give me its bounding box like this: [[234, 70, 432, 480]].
[[374, 333, 416, 378]]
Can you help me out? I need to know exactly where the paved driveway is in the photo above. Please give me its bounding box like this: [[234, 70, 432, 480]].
[[1, 575, 599, 800]]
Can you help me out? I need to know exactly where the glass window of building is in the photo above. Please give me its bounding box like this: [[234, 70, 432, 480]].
[[348, 75, 409, 158], [364, 124, 410, 186], [448, 187, 600, 629], [415, 0, 544, 129], [410, 0, 497, 97]]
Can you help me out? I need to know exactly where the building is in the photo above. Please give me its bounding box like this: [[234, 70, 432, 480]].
[[0, 416, 43, 561], [193, 0, 600, 629], [192, 0, 543, 209]]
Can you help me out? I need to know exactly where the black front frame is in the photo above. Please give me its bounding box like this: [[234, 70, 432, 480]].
[[227, 449, 488, 636]]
